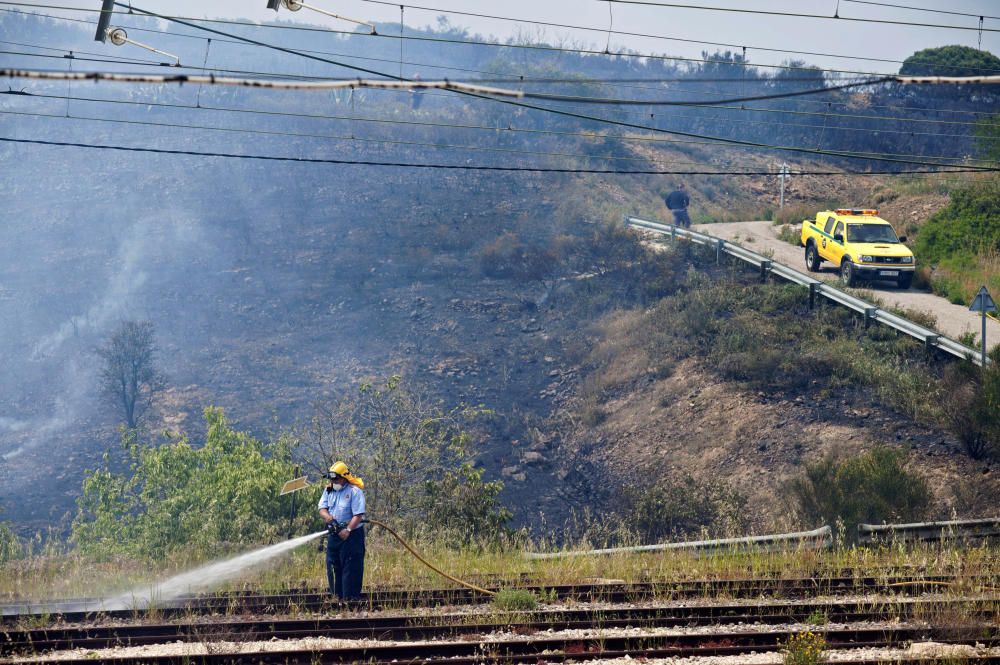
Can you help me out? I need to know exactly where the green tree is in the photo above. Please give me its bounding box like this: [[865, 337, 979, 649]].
[[72, 407, 298, 560], [787, 447, 930, 541], [974, 112, 1000, 161], [305, 377, 510, 541], [899, 45, 1000, 76]]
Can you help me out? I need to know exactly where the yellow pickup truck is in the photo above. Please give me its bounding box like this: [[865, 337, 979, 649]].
[[800, 209, 915, 289]]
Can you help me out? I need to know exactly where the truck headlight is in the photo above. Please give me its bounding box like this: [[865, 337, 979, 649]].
[[860, 255, 874, 263], [900, 256, 913, 264]]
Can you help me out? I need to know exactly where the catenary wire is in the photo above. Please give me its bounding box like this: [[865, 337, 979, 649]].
[[0, 39, 169, 64], [3, 67, 909, 106], [4, 4, 996, 80], [11, 47, 998, 138], [99, 2, 1000, 171], [1, 136, 994, 174], [8, 107, 992, 165], [6, 89, 996, 163], [7, 20, 999, 124], [0, 109, 723, 166], [0, 44, 890, 83], [9, 20, 998, 124], [5, 6, 996, 166], [842, 0, 1000, 21], [7, 0, 1000, 77], [8, 63, 1000, 141], [601, 1, 1000, 33]]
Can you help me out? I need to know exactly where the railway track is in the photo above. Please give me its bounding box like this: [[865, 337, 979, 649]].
[[5, 576, 997, 664], [2, 574, 989, 624], [4, 625, 998, 664], [3, 597, 997, 654]]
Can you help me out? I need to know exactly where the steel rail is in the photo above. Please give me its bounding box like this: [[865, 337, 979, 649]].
[[625, 216, 986, 366], [5, 598, 998, 654], [8, 627, 999, 665], [2, 575, 990, 624]]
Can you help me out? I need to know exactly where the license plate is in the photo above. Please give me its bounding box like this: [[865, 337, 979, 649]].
[[880, 271, 899, 277]]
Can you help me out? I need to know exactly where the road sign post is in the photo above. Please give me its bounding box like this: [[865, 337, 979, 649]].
[[280, 468, 310, 538], [969, 286, 997, 367]]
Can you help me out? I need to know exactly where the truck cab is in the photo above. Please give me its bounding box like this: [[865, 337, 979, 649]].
[[800, 209, 915, 289]]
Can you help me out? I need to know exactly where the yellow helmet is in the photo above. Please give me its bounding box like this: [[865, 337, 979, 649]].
[[328, 460, 364, 489]]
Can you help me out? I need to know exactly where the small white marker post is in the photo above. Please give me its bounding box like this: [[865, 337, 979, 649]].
[[778, 163, 790, 209], [969, 286, 997, 367]]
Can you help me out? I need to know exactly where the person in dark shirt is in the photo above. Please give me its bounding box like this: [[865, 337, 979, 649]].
[[664, 183, 691, 228]]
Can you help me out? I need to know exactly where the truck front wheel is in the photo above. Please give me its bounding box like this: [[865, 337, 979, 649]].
[[840, 260, 858, 288], [897, 273, 913, 290], [805, 243, 821, 272]]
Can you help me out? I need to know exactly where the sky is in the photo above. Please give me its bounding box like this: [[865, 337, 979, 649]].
[[16, 0, 1000, 77]]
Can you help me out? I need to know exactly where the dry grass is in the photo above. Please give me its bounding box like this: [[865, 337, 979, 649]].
[[3, 534, 999, 606]]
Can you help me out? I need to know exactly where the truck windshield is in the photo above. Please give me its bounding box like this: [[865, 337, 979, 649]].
[[847, 224, 899, 243]]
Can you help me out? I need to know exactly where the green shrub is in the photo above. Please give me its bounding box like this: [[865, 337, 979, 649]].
[[787, 447, 930, 541], [420, 463, 512, 547], [0, 522, 20, 563], [938, 349, 1000, 460], [914, 178, 1000, 303], [72, 408, 298, 561], [622, 473, 748, 542], [492, 588, 538, 611]]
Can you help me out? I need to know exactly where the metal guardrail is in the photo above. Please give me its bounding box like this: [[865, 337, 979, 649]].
[[524, 526, 832, 559], [626, 216, 985, 366], [858, 518, 1000, 544]]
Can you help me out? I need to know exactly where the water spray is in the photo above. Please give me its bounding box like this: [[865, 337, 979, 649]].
[[93, 530, 330, 612], [88, 517, 494, 613]]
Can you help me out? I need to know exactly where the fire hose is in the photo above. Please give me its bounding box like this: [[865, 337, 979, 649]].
[[327, 518, 496, 597]]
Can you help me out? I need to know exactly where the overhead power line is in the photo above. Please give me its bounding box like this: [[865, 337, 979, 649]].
[[602, 1, 1000, 33], [6, 4, 998, 80], [3, 67, 907, 106], [6, 67, 1000, 112], [10, 41, 997, 126], [2, 136, 994, 175], [7, 31, 999, 123], [7, 0, 999, 77], [842, 0, 1000, 21], [10, 89, 995, 162], [11, 2, 999, 171], [0, 109, 701, 166], [0, 69, 526, 96]]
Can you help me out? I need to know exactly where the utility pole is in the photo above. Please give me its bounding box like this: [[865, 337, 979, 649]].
[[778, 163, 790, 209], [970, 286, 997, 367]]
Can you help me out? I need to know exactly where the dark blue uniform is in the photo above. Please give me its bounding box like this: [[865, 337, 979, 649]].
[[318, 484, 366, 599]]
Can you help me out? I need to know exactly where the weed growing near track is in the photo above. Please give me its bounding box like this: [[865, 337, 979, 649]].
[[492, 589, 538, 611], [783, 629, 827, 665]]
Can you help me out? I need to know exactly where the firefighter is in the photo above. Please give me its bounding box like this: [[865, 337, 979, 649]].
[[319, 461, 366, 602]]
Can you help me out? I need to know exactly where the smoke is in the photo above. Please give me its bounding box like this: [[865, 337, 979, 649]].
[[0, 417, 29, 433], [31, 218, 157, 360], [3, 212, 204, 462], [2, 357, 90, 461]]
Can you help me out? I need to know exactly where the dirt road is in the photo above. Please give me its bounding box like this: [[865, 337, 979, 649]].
[[693, 221, 1000, 346]]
